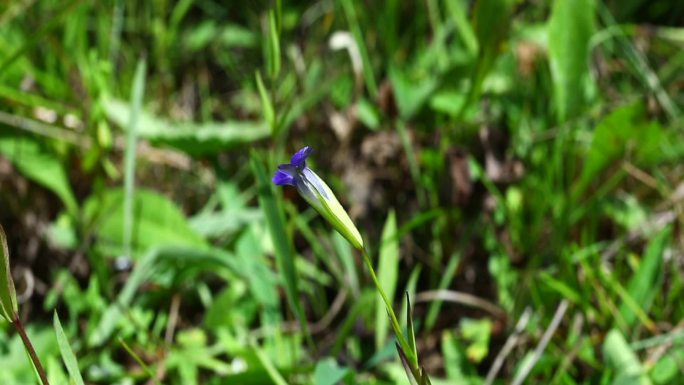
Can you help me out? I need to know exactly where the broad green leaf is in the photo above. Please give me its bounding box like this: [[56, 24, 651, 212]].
[[83, 188, 207, 258], [235, 227, 279, 309], [442, 330, 477, 381], [332, 231, 360, 296], [576, 103, 683, 198], [0, 225, 17, 321], [389, 66, 438, 119], [376, 210, 399, 350], [548, 0, 595, 122], [313, 358, 349, 385], [603, 329, 652, 385], [103, 99, 269, 155], [0, 135, 77, 214], [53, 312, 85, 385], [650, 348, 684, 385], [619, 226, 670, 327], [460, 318, 492, 363]]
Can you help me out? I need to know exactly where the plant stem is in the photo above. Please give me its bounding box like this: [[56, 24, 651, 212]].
[[12, 314, 50, 385], [361, 248, 413, 359]]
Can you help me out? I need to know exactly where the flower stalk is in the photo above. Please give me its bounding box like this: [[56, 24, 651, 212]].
[[13, 314, 51, 385]]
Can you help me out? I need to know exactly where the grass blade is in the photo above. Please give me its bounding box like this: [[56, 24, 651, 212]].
[[406, 292, 418, 366], [375, 210, 399, 350], [619, 226, 670, 327], [53, 312, 85, 385], [250, 152, 312, 345], [123, 58, 147, 259], [425, 252, 460, 330]]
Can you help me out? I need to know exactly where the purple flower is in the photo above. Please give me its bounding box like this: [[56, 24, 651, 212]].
[[272, 146, 363, 249]]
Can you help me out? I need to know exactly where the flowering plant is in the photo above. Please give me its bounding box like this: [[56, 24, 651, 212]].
[[274, 146, 432, 385]]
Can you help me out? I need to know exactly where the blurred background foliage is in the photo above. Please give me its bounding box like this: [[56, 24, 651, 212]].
[[1, 0, 684, 384]]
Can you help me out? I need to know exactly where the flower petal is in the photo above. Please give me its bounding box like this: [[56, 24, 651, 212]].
[[290, 146, 312, 168], [272, 166, 296, 186]]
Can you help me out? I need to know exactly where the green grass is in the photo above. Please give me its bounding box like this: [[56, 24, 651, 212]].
[[1, 0, 684, 384]]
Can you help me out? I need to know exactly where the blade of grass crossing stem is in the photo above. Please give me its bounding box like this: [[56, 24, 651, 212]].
[[123, 58, 146, 259], [53, 313, 85, 385], [250, 152, 312, 346], [425, 252, 460, 330], [376, 210, 399, 350], [0, 224, 17, 321]]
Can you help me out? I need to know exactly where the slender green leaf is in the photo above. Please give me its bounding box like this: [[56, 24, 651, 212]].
[[462, 0, 513, 114], [425, 252, 460, 330], [250, 152, 311, 343], [123, 58, 146, 259], [267, 10, 281, 79], [0, 224, 17, 321], [376, 210, 399, 350], [53, 312, 85, 385], [620, 226, 670, 327], [406, 293, 418, 366], [255, 71, 275, 131], [340, 0, 378, 97]]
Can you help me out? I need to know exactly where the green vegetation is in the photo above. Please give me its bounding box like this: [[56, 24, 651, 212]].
[[1, 0, 684, 384]]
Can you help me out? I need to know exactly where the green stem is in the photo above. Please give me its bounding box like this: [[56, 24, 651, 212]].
[[361, 248, 413, 360], [12, 314, 50, 385]]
